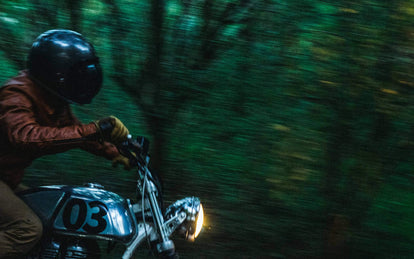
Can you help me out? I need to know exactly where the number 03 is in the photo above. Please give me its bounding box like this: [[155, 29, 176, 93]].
[[62, 198, 108, 234]]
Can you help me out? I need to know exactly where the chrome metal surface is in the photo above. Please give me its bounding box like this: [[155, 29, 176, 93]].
[[147, 178, 169, 242], [163, 211, 186, 237], [83, 183, 104, 189], [50, 186, 136, 243], [164, 197, 202, 239], [122, 223, 155, 259]]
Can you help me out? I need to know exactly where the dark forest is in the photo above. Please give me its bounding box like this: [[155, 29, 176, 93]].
[[0, 0, 413, 258]]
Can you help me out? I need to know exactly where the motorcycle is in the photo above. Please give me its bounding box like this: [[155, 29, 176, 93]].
[[18, 135, 204, 258]]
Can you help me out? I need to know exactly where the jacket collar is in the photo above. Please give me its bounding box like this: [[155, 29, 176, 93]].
[[5, 70, 65, 115]]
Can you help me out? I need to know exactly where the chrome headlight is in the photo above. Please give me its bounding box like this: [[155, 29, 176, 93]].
[[165, 197, 204, 241]]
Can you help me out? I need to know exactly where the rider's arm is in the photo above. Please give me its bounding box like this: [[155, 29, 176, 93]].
[[0, 86, 102, 156], [81, 141, 120, 160]]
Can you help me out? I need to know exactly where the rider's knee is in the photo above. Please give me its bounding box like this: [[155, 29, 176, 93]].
[[10, 215, 43, 253], [26, 215, 43, 245]]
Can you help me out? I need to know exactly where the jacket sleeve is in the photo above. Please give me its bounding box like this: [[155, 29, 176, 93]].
[[81, 141, 120, 160], [0, 87, 116, 159]]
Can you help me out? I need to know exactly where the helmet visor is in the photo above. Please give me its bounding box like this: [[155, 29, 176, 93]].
[[62, 61, 103, 104]]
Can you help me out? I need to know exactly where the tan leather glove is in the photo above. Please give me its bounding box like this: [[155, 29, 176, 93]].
[[95, 116, 129, 144], [112, 154, 132, 170]]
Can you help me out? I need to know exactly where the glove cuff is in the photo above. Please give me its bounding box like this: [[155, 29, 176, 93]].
[[94, 117, 114, 143]]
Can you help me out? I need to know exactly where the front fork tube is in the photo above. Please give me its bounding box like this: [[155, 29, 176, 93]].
[[145, 174, 176, 254]]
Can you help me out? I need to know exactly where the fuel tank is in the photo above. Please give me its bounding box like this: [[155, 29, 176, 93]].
[[18, 184, 137, 243]]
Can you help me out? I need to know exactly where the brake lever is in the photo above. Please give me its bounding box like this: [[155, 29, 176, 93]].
[[118, 136, 147, 167]]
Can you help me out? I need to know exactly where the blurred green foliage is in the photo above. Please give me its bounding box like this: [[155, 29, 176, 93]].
[[0, 0, 413, 258]]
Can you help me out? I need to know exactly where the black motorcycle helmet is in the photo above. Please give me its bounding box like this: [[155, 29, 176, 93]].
[[27, 29, 102, 104]]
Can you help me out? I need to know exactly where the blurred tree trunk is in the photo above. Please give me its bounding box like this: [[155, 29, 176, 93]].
[[100, 0, 168, 174], [135, 0, 257, 174], [65, 0, 82, 31], [29, 0, 59, 28], [352, 0, 404, 225], [322, 2, 408, 257], [0, 23, 25, 69], [104, 0, 130, 87], [234, 2, 256, 116], [139, 0, 166, 173], [322, 4, 359, 258]]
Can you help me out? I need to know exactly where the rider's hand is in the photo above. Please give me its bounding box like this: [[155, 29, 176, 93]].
[[112, 154, 132, 170], [95, 116, 129, 144]]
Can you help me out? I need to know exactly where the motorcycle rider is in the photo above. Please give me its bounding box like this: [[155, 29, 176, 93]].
[[0, 29, 131, 258]]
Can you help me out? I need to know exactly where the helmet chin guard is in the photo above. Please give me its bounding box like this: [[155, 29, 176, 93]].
[[27, 29, 102, 104]]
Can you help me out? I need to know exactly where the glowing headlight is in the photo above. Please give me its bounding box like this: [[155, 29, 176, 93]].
[[183, 198, 203, 241], [194, 203, 204, 238], [165, 197, 204, 241]]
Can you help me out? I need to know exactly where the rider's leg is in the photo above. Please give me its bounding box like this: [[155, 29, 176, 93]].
[[0, 180, 43, 258]]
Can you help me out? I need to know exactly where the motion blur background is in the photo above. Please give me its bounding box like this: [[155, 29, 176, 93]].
[[0, 0, 413, 258]]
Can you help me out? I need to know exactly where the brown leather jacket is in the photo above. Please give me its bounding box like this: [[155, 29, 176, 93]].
[[0, 71, 119, 189]]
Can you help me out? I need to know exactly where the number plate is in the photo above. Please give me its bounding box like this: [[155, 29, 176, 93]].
[[53, 191, 136, 241]]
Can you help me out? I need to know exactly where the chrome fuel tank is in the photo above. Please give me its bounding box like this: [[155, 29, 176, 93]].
[[19, 184, 136, 243]]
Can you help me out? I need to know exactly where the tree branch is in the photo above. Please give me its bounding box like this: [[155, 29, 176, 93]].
[[196, 0, 258, 69]]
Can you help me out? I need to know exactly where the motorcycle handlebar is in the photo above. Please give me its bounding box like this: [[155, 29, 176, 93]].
[[118, 135, 150, 167]]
